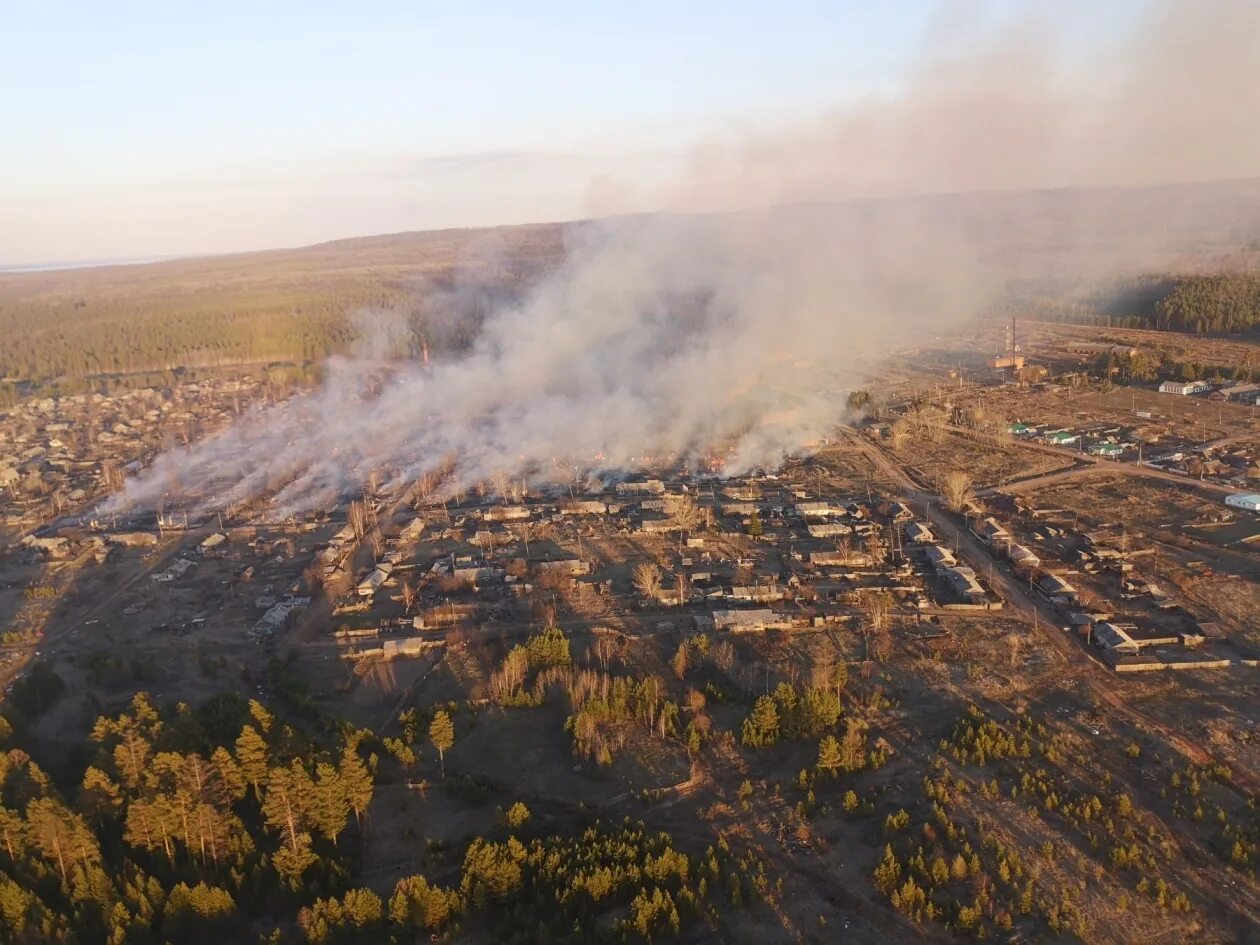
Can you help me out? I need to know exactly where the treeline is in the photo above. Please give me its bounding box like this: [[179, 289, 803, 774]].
[[1091, 344, 1260, 384], [1013, 272, 1260, 336], [0, 288, 375, 382], [0, 223, 567, 384], [1153, 274, 1260, 334]]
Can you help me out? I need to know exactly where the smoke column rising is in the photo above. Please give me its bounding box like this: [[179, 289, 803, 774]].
[[107, 0, 1260, 516]]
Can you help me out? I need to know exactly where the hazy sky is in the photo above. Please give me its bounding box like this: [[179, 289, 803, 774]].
[[2, 1, 1146, 265]]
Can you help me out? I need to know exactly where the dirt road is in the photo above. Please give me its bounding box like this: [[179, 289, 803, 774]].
[[985, 455, 1245, 499]]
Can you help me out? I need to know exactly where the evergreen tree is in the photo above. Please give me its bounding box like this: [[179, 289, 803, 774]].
[[429, 711, 455, 779], [816, 735, 843, 776], [741, 696, 780, 748], [25, 797, 99, 884], [79, 766, 123, 825], [337, 747, 375, 826], [389, 874, 460, 931], [234, 724, 270, 800], [262, 760, 317, 883], [311, 762, 350, 846]]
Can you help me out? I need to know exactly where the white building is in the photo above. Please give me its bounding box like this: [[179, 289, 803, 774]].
[[793, 500, 835, 519], [1225, 493, 1260, 512], [1159, 380, 1209, 396], [807, 522, 852, 538]]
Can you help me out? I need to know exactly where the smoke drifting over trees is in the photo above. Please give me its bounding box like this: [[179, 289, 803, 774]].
[[108, 0, 1260, 516]]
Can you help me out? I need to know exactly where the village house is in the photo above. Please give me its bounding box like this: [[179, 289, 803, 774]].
[[1037, 572, 1079, 603], [807, 522, 852, 538], [923, 544, 957, 572], [904, 521, 935, 544], [1158, 380, 1210, 396], [945, 566, 985, 602], [712, 608, 788, 633], [615, 479, 666, 496]]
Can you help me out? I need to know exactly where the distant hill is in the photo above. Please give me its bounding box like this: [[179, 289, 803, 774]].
[[1, 179, 1258, 392], [0, 222, 569, 390]]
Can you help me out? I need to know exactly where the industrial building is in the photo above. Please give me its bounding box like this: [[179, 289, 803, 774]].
[[1224, 493, 1260, 513]]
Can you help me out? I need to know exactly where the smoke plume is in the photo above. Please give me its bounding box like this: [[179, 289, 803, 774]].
[[107, 0, 1260, 516]]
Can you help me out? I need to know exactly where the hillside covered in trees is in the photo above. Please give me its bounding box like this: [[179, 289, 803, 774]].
[[0, 224, 567, 386], [4, 179, 1259, 391]]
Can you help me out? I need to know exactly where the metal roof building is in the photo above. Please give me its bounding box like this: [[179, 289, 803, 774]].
[[1225, 493, 1260, 512]]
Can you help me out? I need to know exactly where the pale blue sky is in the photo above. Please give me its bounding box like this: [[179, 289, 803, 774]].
[[0, 1, 1143, 264]]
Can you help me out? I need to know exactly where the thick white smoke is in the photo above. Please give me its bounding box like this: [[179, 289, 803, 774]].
[[106, 0, 1260, 516], [109, 208, 981, 515]]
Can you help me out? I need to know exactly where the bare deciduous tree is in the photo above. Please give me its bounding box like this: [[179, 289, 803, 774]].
[[674, 572, 691, 605], [1005, 632, 1022, 669], [632, 562, 663, 600], [862, 589, 894, 662], [940, 470, 973, 512], [671, 642, 689, 680], [671, 495, 704, 533], [711, 639, 736, 675], [347, 500, 370, 539], [808, 646, 834, 692], [684, 686, 706, 714], [490, 469, 510, 501], [591, 635, 618, 673]]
